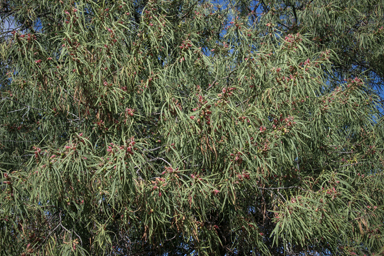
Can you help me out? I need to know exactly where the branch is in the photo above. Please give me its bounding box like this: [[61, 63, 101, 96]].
[[149, 157, 172, 167], [206, 67, 238, 91], [258, 185, 307, 191], [2, 97, 43, 111], [142, 146, 162, 152], [181, 1, 199, 19], [291, 4, 299, 29]]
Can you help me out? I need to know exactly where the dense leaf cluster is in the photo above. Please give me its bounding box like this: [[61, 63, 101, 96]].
[[1, 0, 384, 255]]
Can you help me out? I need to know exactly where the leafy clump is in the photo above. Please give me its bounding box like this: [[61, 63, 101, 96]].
[[1, 0, 384, 255]]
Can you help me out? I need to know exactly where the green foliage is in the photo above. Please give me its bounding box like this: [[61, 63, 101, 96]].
[[1, 0, 384, 255]]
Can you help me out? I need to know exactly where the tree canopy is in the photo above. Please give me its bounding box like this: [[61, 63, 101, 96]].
[[1, 0, 384, 255]]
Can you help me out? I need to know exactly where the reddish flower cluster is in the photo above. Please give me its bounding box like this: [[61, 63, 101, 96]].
[[271, 115, 296, 132], [238, 116, 250, 123], [218, 87, 236, 98], [151, 177, 167, 197], [179, 39, 193, 50], [17, 33, 37, 43], [190, 94, 212, 125], [283, 33, 302, 49], [346, 77, 364, 88], [303, 58, 311, 66], [190, 173, 204, 183], [125, 108, 134, 117], [32, 146, 42, 160], [236, 171, 250, 181], [107, 137, 136, 156], [230, 151, 244, 164], [161, 166, 179, 175]]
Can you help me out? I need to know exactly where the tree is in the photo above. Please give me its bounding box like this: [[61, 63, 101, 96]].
[[1, 0, 384, 255]]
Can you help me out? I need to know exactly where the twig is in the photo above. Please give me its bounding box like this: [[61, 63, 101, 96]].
[[149, 157, 172, 167], [206, 68, 238, 91], [277, 190, 287, 202], [258, 185, 307, 191], [8, 107, 27, 113], [142, 146, 162, 152]]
